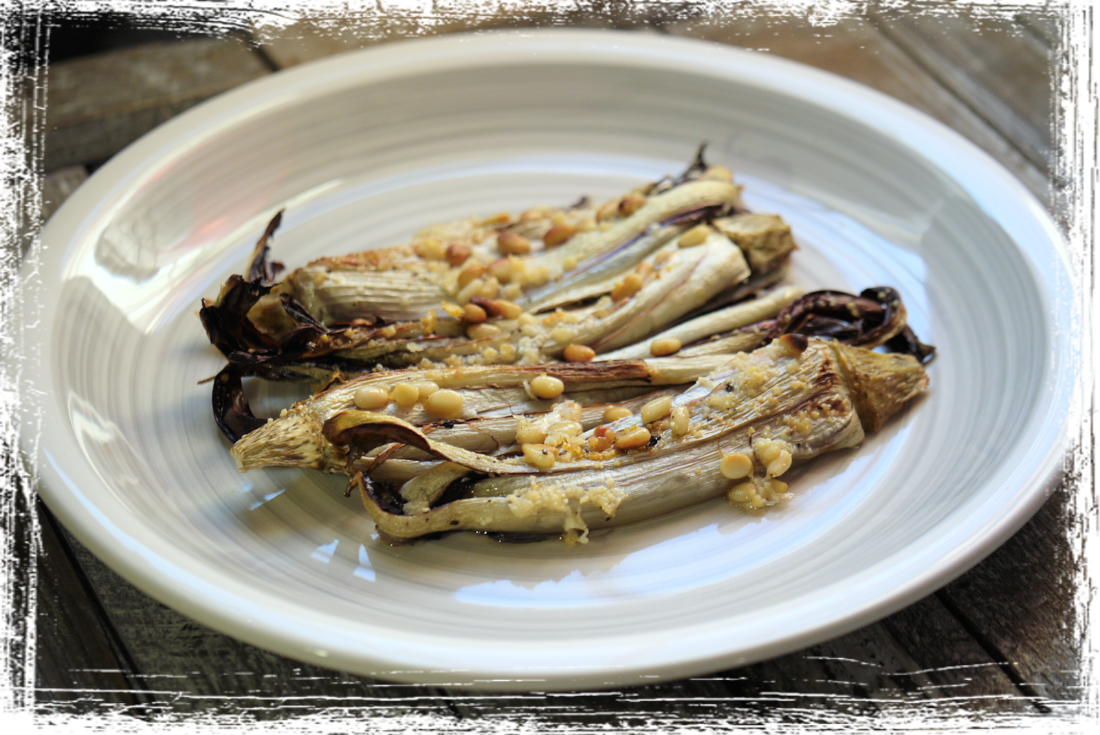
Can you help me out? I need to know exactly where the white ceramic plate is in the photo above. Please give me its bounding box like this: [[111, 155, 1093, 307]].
[[23, 31, 1076, 690]]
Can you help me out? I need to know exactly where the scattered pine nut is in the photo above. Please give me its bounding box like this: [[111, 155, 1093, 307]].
[[424, 389, 463, 417], [640, 396, 673, 424], [720, 452, 753, 480], [445, 242, 471, 266], [467, 323, 503, 340], [563, 344, 596, 363], [462, 303, 487, 323], [531, 374, 565, 400], [413, 381, 440, 400], [619, 193, 647, 216], [522, 443, 558, 469], [614, 426, 652, 450], [457, 263, 485, 288], [603, 406, 632, 423], [650, 337, 682, 357], [677, 224, 710, 248], [611, 272, 643, 301], [353, 386, 389, 411], [670, 406, 690, 436], [392, 383, 420, 409], [497, 231, 531, 255], [543, 223, 576, 247], [767, 450, 793, 478]]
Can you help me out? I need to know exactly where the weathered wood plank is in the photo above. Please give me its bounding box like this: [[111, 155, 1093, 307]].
[[251, 5, 707, 69], [664, 15, 1053, 209], [700, 594, 1036, 715], [1, 433, 147, 726], [39, 38, 270, 171], [1007, 0, 1078, 65], [880, 598, 1042, 730], [451, 677, 761, 735], [868, 10, 1055, 175], [61, 529, 461, 719], [0, 166, 85, 303], [938, 488, 1080, 709]]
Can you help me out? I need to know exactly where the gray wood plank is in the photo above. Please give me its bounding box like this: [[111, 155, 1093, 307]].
[[253, 6, 708, 69], [880, 598, 1042, 730], [869, 10, 1055, 175], [61, 529, 461, 719], [39, 38, 270, 171], [938, 488, 1081, 710], [0, 168, 86, 305], [451, 677, 761, 735], [664, 15, 1054, 210], [35, 502, 149, 715], [1017, 7, 1064, 47]]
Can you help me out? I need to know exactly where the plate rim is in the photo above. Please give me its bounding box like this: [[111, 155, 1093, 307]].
[[23, 29, 1079, 690]]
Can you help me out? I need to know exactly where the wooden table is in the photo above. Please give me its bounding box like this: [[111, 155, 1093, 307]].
[[16, 5, 1085, 729]]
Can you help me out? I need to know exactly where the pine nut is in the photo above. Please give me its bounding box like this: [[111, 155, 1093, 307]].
[[522, 444, 558, 470], [467, 323, 503, 340], [531, 374, 565, 400], [778, 333, 808, 356], [481, 211, 512, 227], [720, 452, 753, 480], [477, 277, 500, 300], [603, 406, 632, 423], [494, 299, 524, 319], [392, 383, 420, 409], [588, 425, 616, 452], [611, 272, 643, 301], [462, 303, 487, 323], [424, 389, 463, 417], [457, 263, 485, 288], [543, 223, 576, 247], [497, 231, 531, 255], [614, 426, 652, 450], [767, 450, 793, 478], [488, 258, 514, 283], [619, 193, 647, 216], [353, 386, 389, 411], [641, 396, 673, 424], [596, 198, 621, 222], [650, 337, 682, 357], [413, 237, 445, 260], [677, 224, 710, 248], [670, 406, 690, 436], [563, 344, 596, 363], [446, 242, 471, 266]]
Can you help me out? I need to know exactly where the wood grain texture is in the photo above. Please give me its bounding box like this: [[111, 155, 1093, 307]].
[[663, 14, 1054, 208], [451, 677, 761, 735], [721, 616, 1007, 730], [58, 529, 461, 719], [880, 598, 1042, 730], [253, 5, 705, 69], [868, 9, 1055, 175], [941, 455, 1095, 708], [1007, 0, 1086, 64], [1, 435, 147, 730], [39, 38, 270, 172]]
